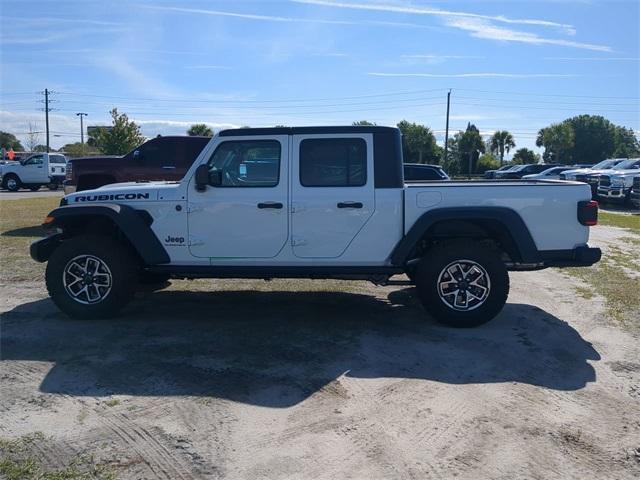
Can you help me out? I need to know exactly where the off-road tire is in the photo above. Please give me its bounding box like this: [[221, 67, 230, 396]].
[[414, 241, 509, 328], [3, 174, 21, 192], [46, 235, 139, 319], [47, 183, 59, 191]]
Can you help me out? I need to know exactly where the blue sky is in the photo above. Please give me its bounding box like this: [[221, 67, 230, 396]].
[[1, 0, 638, 153]]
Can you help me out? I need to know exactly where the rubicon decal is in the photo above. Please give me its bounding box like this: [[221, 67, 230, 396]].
[[73, 193, 150, 202]]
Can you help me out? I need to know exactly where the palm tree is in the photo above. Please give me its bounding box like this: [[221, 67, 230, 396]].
[[187, 124, 214, 137], [489, 131, 516, 166]]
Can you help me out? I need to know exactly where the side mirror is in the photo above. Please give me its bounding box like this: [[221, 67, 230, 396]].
[[133, 150, 143, 162], [195, 164, 210, 192]]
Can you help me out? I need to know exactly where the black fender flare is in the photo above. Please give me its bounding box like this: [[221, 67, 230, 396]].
[[390, 207, 541, 266], [41, 203, 170, 265]]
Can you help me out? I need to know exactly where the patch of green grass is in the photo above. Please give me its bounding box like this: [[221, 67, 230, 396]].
[[0, 198, 60, 284], [598, 211, 640, 232], [565, 245, 639, 330], [0, 433, 116, 480], [103, 399, 120, 408]]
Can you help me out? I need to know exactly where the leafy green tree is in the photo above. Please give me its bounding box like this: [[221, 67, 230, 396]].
[[352, 120, 377, 126], [397, 120, 441, 164], [476, 153, 500, 173], [88, 109, 145, 155], [536, 122, 575, 163], [187, 124, 214, 136], [60, 142, 99, 157], [512, 148, 540, 165], [537, 115, 637, 164], [0, 131, 24, 151], [612, 126, 640, 158], [456, 123, 485, 174], [33, 145, 50, 152], [488, 130, 516, 165]]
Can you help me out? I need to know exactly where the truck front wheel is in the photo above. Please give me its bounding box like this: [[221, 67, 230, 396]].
[[3, 174, 21, 192], [46, 235, 139, 319], [414, 242, 509, 328]]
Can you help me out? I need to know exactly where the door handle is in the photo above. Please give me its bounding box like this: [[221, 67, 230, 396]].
[[162, 166, 176, 169], [257, 202, 283, 209], [337, 202, 363, 209]]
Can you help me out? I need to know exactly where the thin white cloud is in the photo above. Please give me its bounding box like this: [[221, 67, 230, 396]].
[[368, 72, 579, 78], [184, 65, 233, 70], [445, 17, 611, 52], [1, 27, 129, 45], [2, 16, 123, 27], [140, 5, 433, 29], [293, 0, 614, 52], [543, 56, 639, 61], [293, 0, 576, 33]]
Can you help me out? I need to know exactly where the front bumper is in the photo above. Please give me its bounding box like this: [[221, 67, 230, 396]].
[[63, 180, 77, 195], [30, 234, 63, 263], [539, 246, 602, 268], [597, 186, 629, 201]]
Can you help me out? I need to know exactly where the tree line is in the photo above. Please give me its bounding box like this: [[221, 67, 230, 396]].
[[2, 109, 638, 173]]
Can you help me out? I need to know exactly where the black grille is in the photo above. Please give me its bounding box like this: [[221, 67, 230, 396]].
[[575, 174, 587, 182], [599, 175, 611, 187], [633, 176, 640, 190]]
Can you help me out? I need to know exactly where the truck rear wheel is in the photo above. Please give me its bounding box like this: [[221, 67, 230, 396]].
[[46, 235, 139, 319], [414, 242, 509, 328]]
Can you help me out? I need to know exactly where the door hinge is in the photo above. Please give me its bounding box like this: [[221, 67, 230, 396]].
[[188, 235, 205, 247], [291, 236, 307, 247], [187, 203, 203, 214]]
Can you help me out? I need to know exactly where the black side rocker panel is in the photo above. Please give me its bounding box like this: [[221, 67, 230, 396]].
[[31, 203, 170, 265], [390, 207, 541, 266]]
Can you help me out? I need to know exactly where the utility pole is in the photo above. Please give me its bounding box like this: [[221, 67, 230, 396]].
[[45, 89, 50, 152], [76, 113, 88, 154], [443, 89, 451, 166]]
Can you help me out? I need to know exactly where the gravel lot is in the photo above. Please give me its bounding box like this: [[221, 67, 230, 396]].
[[1, 200, 639, 479]]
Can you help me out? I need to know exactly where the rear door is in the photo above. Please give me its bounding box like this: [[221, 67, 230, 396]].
[[291, 134, 374, 258]]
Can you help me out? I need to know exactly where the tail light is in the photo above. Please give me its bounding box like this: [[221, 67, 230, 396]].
[[65, 161, 73, 180], [578, 200, 598, 226]]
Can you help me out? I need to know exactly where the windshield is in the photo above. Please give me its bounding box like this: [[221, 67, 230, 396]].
[[591, 159, 619, 169], [613, 159, 640, 170]]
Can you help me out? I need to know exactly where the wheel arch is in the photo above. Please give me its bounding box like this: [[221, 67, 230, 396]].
[[391, 207, 541, 266], [40, 204, 169, 265]]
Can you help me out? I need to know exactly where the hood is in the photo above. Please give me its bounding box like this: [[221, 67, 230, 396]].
[[68, 155, 122, 162], [63, 181, 181, 205], [604, 169, 640, 178]]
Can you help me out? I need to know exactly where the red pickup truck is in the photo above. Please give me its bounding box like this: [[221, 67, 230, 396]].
[[63, 136, 210, 193]]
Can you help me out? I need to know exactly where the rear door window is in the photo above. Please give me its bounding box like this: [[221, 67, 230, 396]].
[[300, 138, 366, 187]]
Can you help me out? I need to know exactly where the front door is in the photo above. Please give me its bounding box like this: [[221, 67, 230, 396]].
[[291, 134, 375, 258], [187, 136, 289, 259], [21, 154, 46, 183]]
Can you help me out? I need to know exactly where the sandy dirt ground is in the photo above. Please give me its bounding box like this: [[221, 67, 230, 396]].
[[1, 226, 639, 479]]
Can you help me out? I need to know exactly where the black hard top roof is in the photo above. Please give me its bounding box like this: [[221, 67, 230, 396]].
[[219, 126, 399, 137]]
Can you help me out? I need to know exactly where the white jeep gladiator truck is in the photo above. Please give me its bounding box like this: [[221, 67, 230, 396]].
[[1, 152, 67, 191], [31, 126, 601, 327]]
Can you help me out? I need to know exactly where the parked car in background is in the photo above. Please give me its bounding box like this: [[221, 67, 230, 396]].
[[630, 176, 640, 209], [495, 164, 555, 179], [560, 159, 626, 181], [596, 159, 640, 203], [484, 165, 513, 179], [522, 165, 573, 180], [64, 136, 210, 193], [0, 152, 67, 191], [403, 163, 450, 181]]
